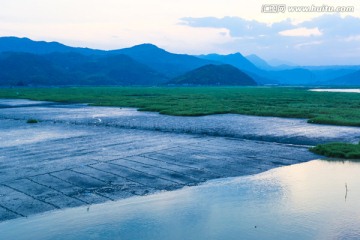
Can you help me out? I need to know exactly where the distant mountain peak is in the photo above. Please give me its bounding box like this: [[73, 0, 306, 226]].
[[133, 43, 160, 48], [169, 64, 257, 86], [0, 36, 98, 55], [120, 43, 166, 53], [246, 54, 273, 70], [1, 36, 31, 41], [113, 43, 217, 77], [328, 70, 360, 85], [230, 52, 245, 57], [0, 36, 64, 45], [199, 52, 259, 73], [246, 54, 261, 60], [268, 58, 297, 67]]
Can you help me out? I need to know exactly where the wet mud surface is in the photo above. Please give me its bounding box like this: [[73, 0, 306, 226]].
[[0, 99, 358, 221]]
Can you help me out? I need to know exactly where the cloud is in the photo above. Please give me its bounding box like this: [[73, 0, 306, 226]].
[[181, 14, 360, 39], [344, 35, 360, 42], [279, 27, 322, 37], [180, 14, 360, 65], [294, 41, 323, 49], [180, 16, 293, 38]]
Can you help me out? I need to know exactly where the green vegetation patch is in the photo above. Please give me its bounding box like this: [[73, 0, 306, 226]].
[[0, 87, 359, 127], [310, 142, 360, 159], [26, 118, 39, 124]]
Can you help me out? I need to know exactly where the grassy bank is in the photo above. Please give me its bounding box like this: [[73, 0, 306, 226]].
[[310, 142, 360, 159], [0, 86, 359, 127]]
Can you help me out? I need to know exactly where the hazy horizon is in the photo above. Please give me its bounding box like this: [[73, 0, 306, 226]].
[[1, 0, 360, 65]]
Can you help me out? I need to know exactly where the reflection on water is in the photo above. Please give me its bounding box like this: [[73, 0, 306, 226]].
[[0, 119, 89, 148], [1, 99, 360, 146], [0, 99, 50, 106], [0, 160, 360, 240], [310, 89, 360, 93]]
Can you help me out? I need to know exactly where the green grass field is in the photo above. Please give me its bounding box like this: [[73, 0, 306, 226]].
[[310, 142, 360, 159], [0, 86, 359, 127]]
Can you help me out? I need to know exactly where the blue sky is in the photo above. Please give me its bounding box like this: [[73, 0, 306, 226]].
[[182, 14, 360, 65], [0, 0, 360, 65]]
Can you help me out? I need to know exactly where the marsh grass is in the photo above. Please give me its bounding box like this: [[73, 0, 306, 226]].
[[0, 86, 359, 127], [26, 118, 39, 124], [310, 142, 360, 159]]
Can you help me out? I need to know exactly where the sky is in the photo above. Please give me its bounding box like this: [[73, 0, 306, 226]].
[[1, 0, 360, 65]]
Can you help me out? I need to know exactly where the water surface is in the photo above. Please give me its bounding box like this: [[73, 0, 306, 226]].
[[1, 99, 359, 145], [310, 89, 360, 93], [1, 160, 359, 240]]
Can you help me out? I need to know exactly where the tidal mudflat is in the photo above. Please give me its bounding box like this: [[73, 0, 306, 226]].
[[1, 160, 359, 240], [0, 99, 359, 224]]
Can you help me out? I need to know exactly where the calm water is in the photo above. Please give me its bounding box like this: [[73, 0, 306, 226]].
[[310, 89, 360, 93], [1, 160, 359, 240]]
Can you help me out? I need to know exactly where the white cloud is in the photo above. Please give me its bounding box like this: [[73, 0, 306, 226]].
[[294, 41, 323, 49], [344, 35, 360, 42], [181, 14, 360, 65], [279, 27, 322, 37]]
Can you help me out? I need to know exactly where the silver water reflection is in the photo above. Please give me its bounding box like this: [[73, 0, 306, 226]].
[[310, 89, 360, 93], [1, 160, 359, 240], [1, 99, 360, 145]]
